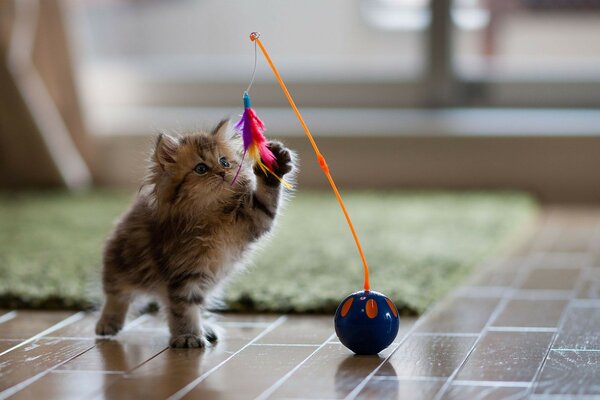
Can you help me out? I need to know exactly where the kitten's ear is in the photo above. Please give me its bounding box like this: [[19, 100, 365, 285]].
[[154, 133, 179, 169], [212, 118, 234, 140]]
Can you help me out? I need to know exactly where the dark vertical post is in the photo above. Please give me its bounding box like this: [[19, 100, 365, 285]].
[[426, 0, 456, 106]]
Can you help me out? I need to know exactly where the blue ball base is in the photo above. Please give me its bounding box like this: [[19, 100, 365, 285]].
[[334, 290, 400, 355]]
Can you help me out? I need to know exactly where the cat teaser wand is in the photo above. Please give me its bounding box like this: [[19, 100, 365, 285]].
[[244, 32, 399, 355]]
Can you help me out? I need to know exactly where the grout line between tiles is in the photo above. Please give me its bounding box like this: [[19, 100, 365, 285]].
[[251, 343, 321, 347], [410, 332, 481, 337], [0, 313, 150, 399], [342, 277, 487, 400], [44, 336, 104, 341], [452, 380, 531, 387], [254, 332, 337, 400], [527, 241, 591, 397], [487, 327, 557, 333], [370, 375, 447, 382], [343, 327, 428, 398], [167, 315, 288, 400], [551, 348, 600, 352], [531, 396, 600, 400], [0, 341, 96, 400], [0, 312, 85, 358], [0, 311, 17, 325], [570, 299, 600, 307], [124, 346, 170, 376], [511, 290, 574, 300], [218, 322, 273, 328], [431, 252, 541, 400], [51, 369, 124, 375]]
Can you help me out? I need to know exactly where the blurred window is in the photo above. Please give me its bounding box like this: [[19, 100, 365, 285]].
[[67, 0, 427, 112], [454, 0, 600, 79], [63, 0, 600, 135]]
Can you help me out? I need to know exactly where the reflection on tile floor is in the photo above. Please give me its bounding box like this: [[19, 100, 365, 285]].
[[0, 207, 600, 399]]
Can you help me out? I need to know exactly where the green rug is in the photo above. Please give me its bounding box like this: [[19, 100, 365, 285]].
[[0, 190, 536, 314]]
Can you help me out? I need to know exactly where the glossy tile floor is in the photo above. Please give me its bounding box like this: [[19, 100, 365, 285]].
[[1, 207, 600, 399]]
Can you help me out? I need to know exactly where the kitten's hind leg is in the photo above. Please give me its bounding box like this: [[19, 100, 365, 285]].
[[96, 292, 130, 336]]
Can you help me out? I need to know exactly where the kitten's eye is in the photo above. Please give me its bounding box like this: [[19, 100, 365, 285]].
[[219, 157, 230, 168], [193, 163, 209, 175]]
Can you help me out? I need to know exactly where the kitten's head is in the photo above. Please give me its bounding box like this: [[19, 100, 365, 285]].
[[148, 119, 247, 211]]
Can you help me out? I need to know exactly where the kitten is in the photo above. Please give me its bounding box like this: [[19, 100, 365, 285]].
[[95, 119, 295, 348]]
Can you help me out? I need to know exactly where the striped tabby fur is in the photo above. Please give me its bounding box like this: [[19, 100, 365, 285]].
[[95, 120, 295, 348]]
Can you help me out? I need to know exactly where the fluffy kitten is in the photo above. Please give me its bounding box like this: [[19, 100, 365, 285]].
[[95, 119, 295, 348]]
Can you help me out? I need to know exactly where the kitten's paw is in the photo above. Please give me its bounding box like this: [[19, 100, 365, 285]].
[[254, 141, 294, 185], [170, 334, 207, 349], [267, 141, 293, 176], [95, 318, 123, 336]]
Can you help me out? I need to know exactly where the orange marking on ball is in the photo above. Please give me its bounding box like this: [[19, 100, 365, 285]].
[[341, 297, 354, 317], [386, 298, 398, 317], [366, 299, 378, 319]]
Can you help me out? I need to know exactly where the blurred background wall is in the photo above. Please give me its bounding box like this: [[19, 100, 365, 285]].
[[2, 0, 600, 201]]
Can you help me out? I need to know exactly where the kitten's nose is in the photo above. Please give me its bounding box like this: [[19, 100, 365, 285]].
[[217, 171, 226, 179]]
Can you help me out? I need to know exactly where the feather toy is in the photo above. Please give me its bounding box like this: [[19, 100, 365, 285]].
[[245, 32, 400, 355], [231, 91, 291, 188]]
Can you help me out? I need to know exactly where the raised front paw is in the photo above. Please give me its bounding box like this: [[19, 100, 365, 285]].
[[254, 141, 294, 184], [170, 334, 207, 349], [268, 141, 293, 176]]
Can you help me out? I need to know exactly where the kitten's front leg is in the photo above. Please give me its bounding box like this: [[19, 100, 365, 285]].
[[167, 288, 207, 348], [249, 141, 294, 232]]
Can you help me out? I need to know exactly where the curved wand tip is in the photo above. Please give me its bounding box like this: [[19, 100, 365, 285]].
[[249, 32, 260, 41]]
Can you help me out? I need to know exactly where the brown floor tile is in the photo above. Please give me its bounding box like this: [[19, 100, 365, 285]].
[[442, 385, 529, 400], [256, 315, 333, 345], [456, 331, 553, 382], [213, 313, 279, 324], [102, 325, 267, 399], [578, 268, 600, 299], [9, 371, 121, 400], [127, 312, 277, 333], [416, 296, 500, 334], [267, 343, 395, 399], [181, 345, 316, 399], [357, 378, 444, 400], [553, 306, 600, 350], [0, 339, 20, 353], [51, 312, 161, 338], [531, 253, 593, 270], [535, 350, 600, 396], [469, 260, 521, 288], [57, 332, 169, 372], [491, 299, 568, 328], [0, 311, 75, 340], [549, 229, 595, 253], [0, 338, 94, 393], [382, 335, 476, 378], [539, 208, 600, 233], [519, 268, 581, 291], [50, 313, 99, 338]]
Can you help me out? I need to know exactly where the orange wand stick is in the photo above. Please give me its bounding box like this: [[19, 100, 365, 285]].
[[249, 32, 371, 291]]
